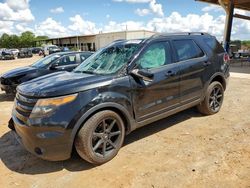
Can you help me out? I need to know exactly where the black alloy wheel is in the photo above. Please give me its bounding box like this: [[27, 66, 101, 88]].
[[209, 86, 223, 112], [75, 110, 125, 165]]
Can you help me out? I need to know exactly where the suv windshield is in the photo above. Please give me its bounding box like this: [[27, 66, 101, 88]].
[[32, 54, 61, 68], [74, 41, 142, 75]]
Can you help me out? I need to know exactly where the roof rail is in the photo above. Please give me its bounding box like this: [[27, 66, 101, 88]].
[[152, 32, 211, 38], [112, 39, 127, 42]]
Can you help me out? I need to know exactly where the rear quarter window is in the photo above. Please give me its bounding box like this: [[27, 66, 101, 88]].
[[204, 37, 225, 54]]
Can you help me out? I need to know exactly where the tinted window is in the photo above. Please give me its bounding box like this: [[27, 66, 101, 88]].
[[137, 42, 171, 69], [57, 55, 77, 66], [173, 40, 204, 61], [204, 37, 225, 53], [31, 54, 61, 68], [80, 53, 92, 62]]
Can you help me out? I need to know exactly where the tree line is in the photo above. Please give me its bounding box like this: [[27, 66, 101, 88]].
[[0, 31, 49, 49]]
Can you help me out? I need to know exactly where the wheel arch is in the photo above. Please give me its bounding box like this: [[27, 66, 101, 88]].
[[209, 73, 227, 90], [69, 102, 136, 152]]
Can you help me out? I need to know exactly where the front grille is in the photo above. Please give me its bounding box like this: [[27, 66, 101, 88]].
[[14, 92, 38, 124]]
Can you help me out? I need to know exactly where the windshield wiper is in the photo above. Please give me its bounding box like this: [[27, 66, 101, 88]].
[[75, 70, 95, 75]]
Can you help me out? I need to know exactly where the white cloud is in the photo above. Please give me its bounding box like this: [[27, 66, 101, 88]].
[[134, 0, 164, 17], [149, 0, 164, 17], [68, 14, 98, 35], [16, 23, 33, 33], [202, 4, 223, 12], [0, 1, 34, 22], [6, 0, 30, 11], [146, 12, 226, 40], [103, 20, 145, 32], [50, 7, 64, 14], [135, 8, 151, 16], [0, 20, 14, 34], [34, 18, 68, 37]]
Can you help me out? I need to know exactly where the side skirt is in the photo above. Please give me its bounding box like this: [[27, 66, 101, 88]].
[[134, 99, 201, 130]]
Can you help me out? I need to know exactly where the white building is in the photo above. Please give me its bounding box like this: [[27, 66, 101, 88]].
[[38, 30, 157, 51]]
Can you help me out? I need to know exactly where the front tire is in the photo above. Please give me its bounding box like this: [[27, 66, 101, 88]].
[[75, 110, 125, 165], [197, 81, 224, 115]]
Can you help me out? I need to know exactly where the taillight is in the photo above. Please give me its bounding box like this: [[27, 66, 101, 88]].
[[223, 53, 230, 63]]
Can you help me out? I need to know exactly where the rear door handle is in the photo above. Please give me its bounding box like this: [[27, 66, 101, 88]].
[[203, 61, 212, 66], [165, 70, 176, 77]]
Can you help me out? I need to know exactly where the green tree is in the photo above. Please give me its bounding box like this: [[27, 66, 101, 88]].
[[0, 31, 48, 48], [35, 36, 49, 46], [0, 33, 10, 48], [242, 40, 250, 48], [19, 31, 36, 48], [9, 35, 21, 48]]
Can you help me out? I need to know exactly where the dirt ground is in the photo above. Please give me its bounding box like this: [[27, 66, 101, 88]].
[[0, 57, 249, 188]]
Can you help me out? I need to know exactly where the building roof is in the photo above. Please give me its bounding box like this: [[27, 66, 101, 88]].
[[196, 0, 250, 11]]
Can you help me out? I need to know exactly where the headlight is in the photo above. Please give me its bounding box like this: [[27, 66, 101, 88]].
[[30, 94, 78, 118]]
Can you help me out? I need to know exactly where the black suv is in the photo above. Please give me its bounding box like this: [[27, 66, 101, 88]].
[[0, 51, 93, 94], [10, 33, 230, 165]]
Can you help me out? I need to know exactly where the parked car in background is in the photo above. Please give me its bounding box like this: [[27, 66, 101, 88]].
[[233, 49, 250, 59], [32, 47, 43, 54], [44, 45, 61, 56], [10, 49, 19, 59], [0, 51, 93, 94], [0, 49, 3, 60], [1, 50, 15, 60], [18, 48, 33, 58], [9, 33, 229, 164]]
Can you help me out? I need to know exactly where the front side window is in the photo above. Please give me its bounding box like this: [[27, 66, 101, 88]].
[[31, 54, 61, 68], [136, 42, 171, 69], [173, 40, 204, 62], [74, 41, 141, 75]]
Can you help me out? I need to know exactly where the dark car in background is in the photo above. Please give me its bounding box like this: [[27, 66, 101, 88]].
[[0, 51, 93, 94], [18, 48, 33, 58], [32, 47, 43, 54], [9, 33, 229, 165], [1, 50, 15, 60]]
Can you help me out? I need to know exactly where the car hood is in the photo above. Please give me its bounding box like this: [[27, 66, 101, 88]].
[[17, 71, 113, 97], [1, 66, 37, 78]]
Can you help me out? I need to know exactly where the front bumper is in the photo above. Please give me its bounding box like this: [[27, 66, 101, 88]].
[[11, 114, 73, 161]]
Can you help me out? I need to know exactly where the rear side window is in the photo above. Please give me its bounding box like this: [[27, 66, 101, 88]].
[[58, 55, 77, 66], [204, 37, 225, 53], [173, 40, 204, 62], [80, 53, 91, 62]]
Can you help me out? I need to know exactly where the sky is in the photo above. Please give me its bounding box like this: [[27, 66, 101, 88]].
[[0, 0, 250, 41]]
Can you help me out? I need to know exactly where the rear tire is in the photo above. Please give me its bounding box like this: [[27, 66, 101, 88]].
[[197, 81, 224, 115], [75, 110, 125, 165]]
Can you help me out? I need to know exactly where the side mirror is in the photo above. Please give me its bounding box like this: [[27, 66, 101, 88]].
[[131, 69, 154, 82], [50, 63, 59, 70]]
